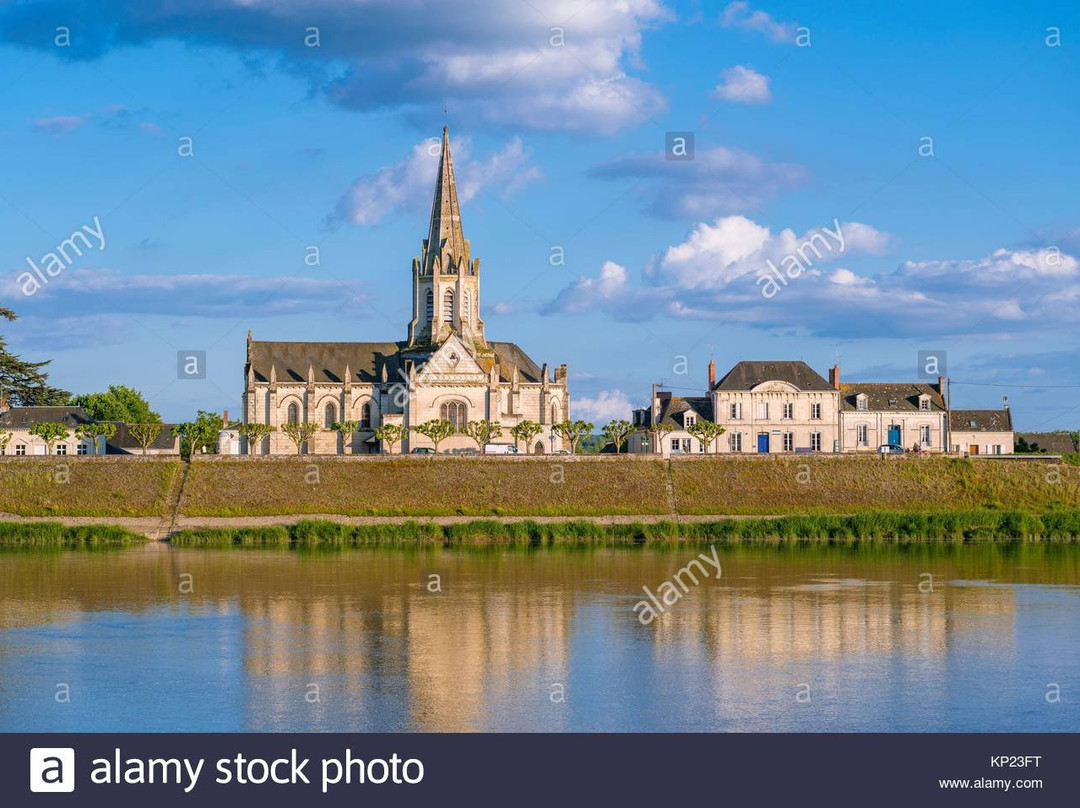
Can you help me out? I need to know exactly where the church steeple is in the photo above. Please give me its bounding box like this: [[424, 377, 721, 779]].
[[424, 126, 467, 276], [407, 125, 488, 353]]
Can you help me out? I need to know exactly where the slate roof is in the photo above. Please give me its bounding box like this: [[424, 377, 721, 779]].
[[713, 361, 834, 392], [0, 406, 93, 429], [248, 340, 545, 385], [839, 382, 946, 412], [950, 409, 1014, 432], [656, 395, 715, 428], [1016, 432, 1078, 453], [105, 422, 180, 452]]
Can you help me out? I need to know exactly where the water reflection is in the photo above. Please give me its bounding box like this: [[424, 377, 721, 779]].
[[0, 543, 1077, 732]]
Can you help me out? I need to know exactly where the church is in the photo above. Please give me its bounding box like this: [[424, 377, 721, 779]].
[[241, 127, 570, 455]]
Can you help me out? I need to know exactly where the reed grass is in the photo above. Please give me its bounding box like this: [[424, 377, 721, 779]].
[[165, 509, 1080, 547], [0, 522, 145, 547]]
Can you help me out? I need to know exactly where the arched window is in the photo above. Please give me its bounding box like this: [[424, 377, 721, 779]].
[[324, 402, 336, 427], [440, 400, 467, 430], [443, 289, 454, 323], [425, 289, 433, 321], [463, 290, 470, 322], [551, 401, 560, 424], [287, 402, 299, 424], [360, 401, 372, 429]]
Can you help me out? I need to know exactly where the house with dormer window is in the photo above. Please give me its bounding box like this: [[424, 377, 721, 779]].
[[838, 377, 947, 452]]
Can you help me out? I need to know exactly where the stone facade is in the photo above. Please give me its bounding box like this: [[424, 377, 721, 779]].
[[838, 379, 948, 453], [949, 409, 1014, 455], [242, 127, 569, 455]]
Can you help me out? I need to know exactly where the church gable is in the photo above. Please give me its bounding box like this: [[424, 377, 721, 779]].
[[416, 334, 488, 384]]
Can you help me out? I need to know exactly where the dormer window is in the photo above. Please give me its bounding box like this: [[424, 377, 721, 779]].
[[685, 414, 695, 428], [888, 398, 898, 408], [856, 395, 868, 411], [918, 395, 930, 411]]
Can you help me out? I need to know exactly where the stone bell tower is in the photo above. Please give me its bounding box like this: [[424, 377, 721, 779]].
[[406, 126, 489, 353]]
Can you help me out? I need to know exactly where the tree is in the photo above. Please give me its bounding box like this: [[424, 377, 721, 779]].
[[173, 411, 225, 459], [646, 422, 675, 454], [601, 419, 634, 454], [461, 419, 502, 454], [75, 422, 116, 456], [238, 423, 275, 455], [29, 421, 69, 454], [509, 419, 543, 452], [552, 419, 594, 454], [71, 385, 160, 423], [412, 419, 455, 454], [0, 307, 69, 405], [128, 422, 165, 456], [374, 423, 407, 454], [281, 421, 320, 455], [687, 419, 726, 453], [331, 420, 360, 455], [0, 429, 11, 454]]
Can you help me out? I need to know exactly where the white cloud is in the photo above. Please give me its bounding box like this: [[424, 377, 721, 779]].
[[573, 389, 635, 424], [333, 135, 541, 226], [591, 145, 807, 218], [3, 269, 368, 318], [32, 114, 90, 134], [543, 215, 1080, 338], [1, 0, 672, 134], [548, 211, 1080, 337], [713, 65, 772, 104], [720, 1, 797, 43]]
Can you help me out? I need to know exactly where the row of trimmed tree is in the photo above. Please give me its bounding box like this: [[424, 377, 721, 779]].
[[237, 418, 600, 455], [0, 422, 166, 456]]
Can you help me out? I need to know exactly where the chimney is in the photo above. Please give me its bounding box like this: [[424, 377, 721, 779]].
[[708, 357, 716, 389], [223, 409, 229, 425], [828, 364, 841, 390]]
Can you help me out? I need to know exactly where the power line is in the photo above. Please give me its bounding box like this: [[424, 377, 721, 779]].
[[950, 380, 1080, 390]]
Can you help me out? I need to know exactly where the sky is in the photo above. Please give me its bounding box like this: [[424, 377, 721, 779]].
[[1, 0, 1078, 429]]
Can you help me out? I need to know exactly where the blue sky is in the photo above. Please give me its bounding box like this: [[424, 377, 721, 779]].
[[1, 0, 1078, 429]]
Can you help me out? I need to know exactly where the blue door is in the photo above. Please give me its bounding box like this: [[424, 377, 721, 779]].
[[757, 433, 770, 453], [888, 425, 901, 445]]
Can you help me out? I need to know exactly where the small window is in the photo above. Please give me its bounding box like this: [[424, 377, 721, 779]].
[[757, 403, 769, 420], [969, 420, 977, 428], [56, 444, 67, 456], [888, 398, 898, 407], [920, 425, 931, 445], [729, 432, 743, 452], [360, 401, 372, 429], [682, 438, 692, 453], [77, 443, 88, 455], [425, 289, 434, 321], [463, 291, 470, 322], [287, 402, 300, 424], [856, 396, 868, 411], [16, 444, 27, 455], [324, 402, 336, 427], [783, 432, 794, 452], [670, 438, 680, 453], [684, 414, 695, 428], [783, 403, 793, 419], [729, 402, 742, 420], [810, 403, 822, 420], [919, 397, 930, 411], [857, 424, 869, 446], [810, 432, 822, 451], [443, 289, 454, 323]]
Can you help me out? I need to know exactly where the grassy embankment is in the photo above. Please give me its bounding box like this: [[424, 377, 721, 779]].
[[168, 510, 1080, 547], [0, 458, 179, 517], [178, 456, 1080, 517], [0, 522, 147, 547]]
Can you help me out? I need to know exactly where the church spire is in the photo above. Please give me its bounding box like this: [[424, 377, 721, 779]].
[[424, 126, 466, 275]]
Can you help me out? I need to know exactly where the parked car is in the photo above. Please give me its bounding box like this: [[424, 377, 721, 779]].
[[484, 443, 518, 455], [878, 444, 905, 455], [553, 449, 571, 455], [411, 447, 435, 455], [448, 447, 479, 455]]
